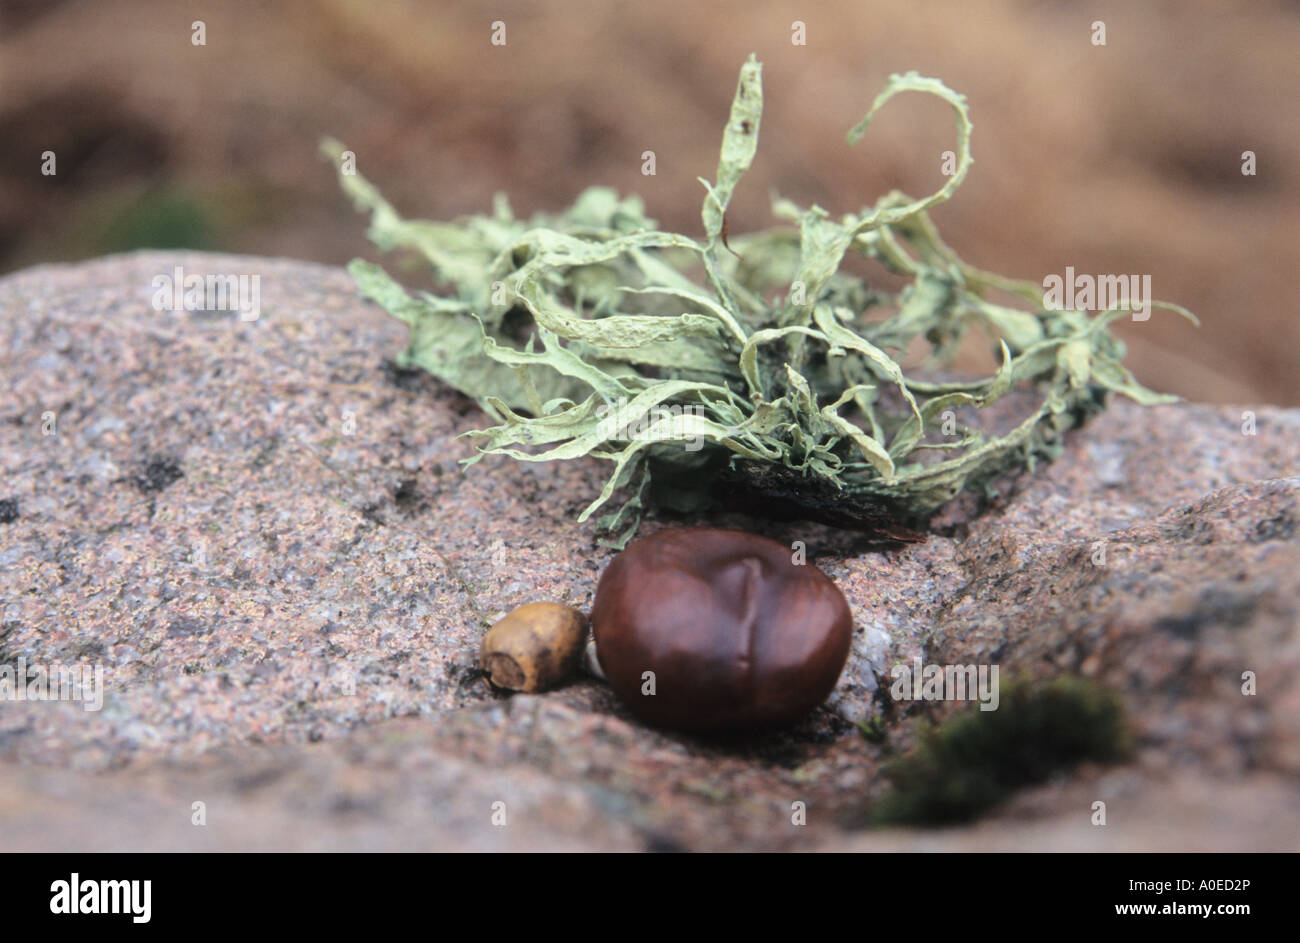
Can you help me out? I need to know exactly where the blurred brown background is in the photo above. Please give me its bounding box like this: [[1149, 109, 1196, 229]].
[[1, 0, 1296, 404]]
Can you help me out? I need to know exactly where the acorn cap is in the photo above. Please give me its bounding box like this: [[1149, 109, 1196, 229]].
[[480, 602, 589, 693]]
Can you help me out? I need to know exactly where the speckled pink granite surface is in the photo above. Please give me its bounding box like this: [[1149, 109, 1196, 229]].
[[1, 252, 1297, 850]]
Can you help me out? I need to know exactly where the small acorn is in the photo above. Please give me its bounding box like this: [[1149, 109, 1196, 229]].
[[591, 526, 853, 733], [480, 602, 589, 692]]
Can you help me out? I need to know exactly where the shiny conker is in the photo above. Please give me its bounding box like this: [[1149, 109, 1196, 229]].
[[590, 527, 853, 732]]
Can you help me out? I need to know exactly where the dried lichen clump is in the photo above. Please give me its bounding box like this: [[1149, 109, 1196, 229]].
[[325, 54, 1194, 548]]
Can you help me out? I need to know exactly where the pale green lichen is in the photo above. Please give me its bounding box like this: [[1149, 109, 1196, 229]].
[[324, 54, 1195, 548]]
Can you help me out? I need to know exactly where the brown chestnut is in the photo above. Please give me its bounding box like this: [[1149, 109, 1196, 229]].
[[590, 527, 853, 732]]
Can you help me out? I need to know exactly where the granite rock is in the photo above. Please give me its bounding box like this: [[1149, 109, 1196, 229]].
[[1, 252, 1296, 850]]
